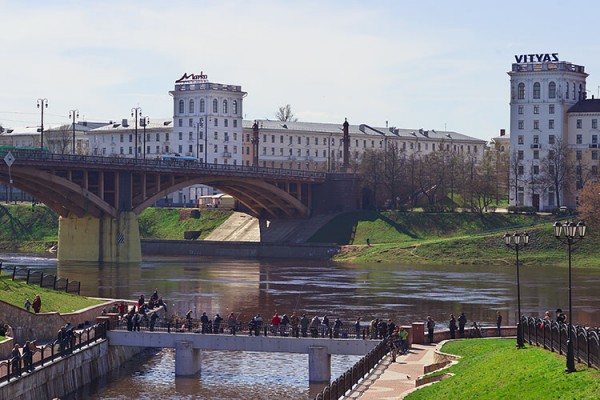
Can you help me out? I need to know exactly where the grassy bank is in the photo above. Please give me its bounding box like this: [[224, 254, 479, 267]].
[[0, 273, 105, 313], [406, 339, 600, 399]]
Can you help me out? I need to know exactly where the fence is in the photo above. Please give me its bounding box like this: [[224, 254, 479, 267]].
[[0, 265, 81, 295], [314, 339, 388, 400], [522, 316, 600, 369], [0, 321, 107, 384]]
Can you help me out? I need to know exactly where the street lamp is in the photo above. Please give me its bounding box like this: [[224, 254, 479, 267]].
[[37, 98, 48, 150], [503, 231, 529, 348], [69, 109, 79, 155], [196, 119, 203, 161], [131, 107, 142, 159], [553, 220, 586, 373], [140, 115, 149, 159]]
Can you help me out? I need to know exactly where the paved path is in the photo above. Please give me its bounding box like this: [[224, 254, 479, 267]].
[[345, 343, 438, 400]]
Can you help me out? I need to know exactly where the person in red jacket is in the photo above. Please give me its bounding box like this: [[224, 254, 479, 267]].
[[271, 313, 281, 336]]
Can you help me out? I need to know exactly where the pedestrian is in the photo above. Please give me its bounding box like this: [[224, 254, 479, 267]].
[[290, 313, 300, 338], [200, 312, 209, 333], [321, 315, 330, 337], [300, 314, 309, 337], [496, 311, 502, 336], [271, 313, 281, 336], [24, 298, 31, 312], [32, 294, 42, 313], [280, 313, 290, 336], [254, 314, 263, 335], [556, 308, 567, 324], [333, 318, 343, 338], [310, 315, 320, 338], [228, 313, 238, 335], [355, 317, 361, 339], [426, 316, 435, 344], [213, 313, 223, 334], [449, 314, 457, 339], [458, 313, 467, 337], [4, 324, 14, 338], [134, 312, 141, 331], [150, 311, 159, 331], [11, 344, 21, 376]]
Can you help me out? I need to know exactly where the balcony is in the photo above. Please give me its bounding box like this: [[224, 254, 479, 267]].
[[590, 144, 599, 149], [222, 152, 232, 158], [530, 144, 540, 149]]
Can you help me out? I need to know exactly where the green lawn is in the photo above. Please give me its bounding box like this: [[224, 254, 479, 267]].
[[0, 274, 105, 313], [406, 339, 600, 399]]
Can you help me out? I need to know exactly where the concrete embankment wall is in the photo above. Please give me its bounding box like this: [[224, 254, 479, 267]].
[[142, 239, 338, 260], [0, 341, 143, 400]]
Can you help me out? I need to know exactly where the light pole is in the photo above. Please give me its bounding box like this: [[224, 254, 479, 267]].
[[131, 107, 142, 159], [503, 231, 529, 348], [69, 109, 79, 155], [196, 119, 203, 161], [37, 99, 48, 150], [553, 220, 586, 373], [204, 115, 208, 166], [140, 115, 149, 159]]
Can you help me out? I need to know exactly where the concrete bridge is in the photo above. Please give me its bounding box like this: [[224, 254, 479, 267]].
[[0, 149, 359, 263], [106, 329, 380, 383]]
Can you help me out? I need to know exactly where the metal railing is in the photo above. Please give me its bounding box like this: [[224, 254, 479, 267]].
[[0, 322, 107, 383], [0, 265, 81, 294], [314, 339, 388, 400], [522, 316, 600, 369]]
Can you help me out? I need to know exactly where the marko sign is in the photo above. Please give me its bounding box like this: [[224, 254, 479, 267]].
[[175, 72, 208, 83], [514, 53, 559, 63]]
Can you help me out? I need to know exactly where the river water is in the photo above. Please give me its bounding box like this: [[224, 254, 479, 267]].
[[2, 253, 600, 399]]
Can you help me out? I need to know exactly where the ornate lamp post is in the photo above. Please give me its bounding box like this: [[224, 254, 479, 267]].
[[504, 231, 529, 348], [131, 107, 142, 159], [140, 115, 149, 159], [553, 220, 586, 373], [37, 98, 48, 150], [69, 109, 79, 154]]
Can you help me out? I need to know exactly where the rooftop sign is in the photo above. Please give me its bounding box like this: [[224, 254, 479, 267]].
[[514, 53, 559, 63], [175, 72, 208, 83]]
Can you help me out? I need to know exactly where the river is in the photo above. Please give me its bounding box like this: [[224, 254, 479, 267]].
[[1, 253, 599, 399]]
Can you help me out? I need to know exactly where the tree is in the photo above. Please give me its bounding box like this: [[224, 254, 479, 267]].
[[275, 104, 298, 122], [509, 149, 522, 206], [540, 137, 572, 208], [577, 181, 600, 228], [45, 124, 72, 154]]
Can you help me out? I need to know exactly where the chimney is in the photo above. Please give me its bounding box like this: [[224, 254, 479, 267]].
[[122, 119, 129, 127], [500, 129, 506, 136]]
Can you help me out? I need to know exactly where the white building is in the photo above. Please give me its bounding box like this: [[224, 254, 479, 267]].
[[508, 53, 587, 210]]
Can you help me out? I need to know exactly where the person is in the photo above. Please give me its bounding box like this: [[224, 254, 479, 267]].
[[254, 314, 263, 335], [355, 317, 362, 339], [300, 314, 309, 337], [370, 319, 378, 339], [228, 313, 238, 335], [290, 313, 300, 338], [378, 319, 388, 339], [387, 319, 396, 337], [32, 294, 42, 313], [333, 318, 343, 338], [200, 312, 209, 334], [398, 326, 409, 354], [57, 327, 67, 355], [137, 294, 145, 310], [280, 314, 290, 336], [366, 238, 371, 246], [248, 317, 256, 336], [310, 315, 321, 338], [4, 324, 14, 338], [11, 344, 21, 376], [119, 301, 127, 317], [213, 313, 223, 334], [151, 289, 159, 302], [389, 327, 400, 362], [449, 314, 457, 339], [458, 313, 467, 337], [24, 298, 31, 312], [496, 311, 502, 336], [150, 311, 159, 331], [134, 312, 141, 331], [271, 313, 281, 336], [126, 310, 134, 331], [426, 316, 435, 344], [556, 308, 567, 324], [321, 315, 330, 337]]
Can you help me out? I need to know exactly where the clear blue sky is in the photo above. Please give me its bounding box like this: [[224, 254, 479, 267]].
[[1, 0, 599, 141]]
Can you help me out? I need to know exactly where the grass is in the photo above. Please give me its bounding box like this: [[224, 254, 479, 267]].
[[0, 273, 105, 313], [135, 208, 232, 240], [406, 338, 600, 400]]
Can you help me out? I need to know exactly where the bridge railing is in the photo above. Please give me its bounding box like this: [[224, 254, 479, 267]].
[[0, 321, 107, 383], [6, 150, 328, 180], [0, 265, 81, 294], [522, 316, 600, 370]]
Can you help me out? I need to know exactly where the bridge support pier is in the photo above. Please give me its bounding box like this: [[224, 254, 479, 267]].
[[175, 341, 202, 376], [58, 211, 141, 263], [308, 346, 331, 383]]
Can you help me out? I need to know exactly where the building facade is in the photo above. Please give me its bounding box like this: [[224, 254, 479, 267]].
[[508, 54, 588, 210]]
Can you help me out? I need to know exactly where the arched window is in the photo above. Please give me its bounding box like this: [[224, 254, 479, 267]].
[[178, 100, 184, 114], [189, 99, 195, 114], [566, 82, 569, 99], [232, 100, 238, 115], [517, 83, 525, 99], [223, 100, 228, 114], [200, 99, 205, 113], [213, 99, 218, 113], [549, 81, 556, 99], [579, 84, 583, 100], [533, 82, 540, 99]]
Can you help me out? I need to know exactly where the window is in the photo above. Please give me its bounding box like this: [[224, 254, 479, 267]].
[[189, 132, 193, 140], [566, 82, 570, 99], [549, 81, 556, 99], [534, 105, 539, 114], [178, 132, 183, 140], [549, 120, 554, 129], [533, 135, 539, 144], [165, 133, 169, 141], [533, 82, 540, 99], [593, 135, 598, 144], [593, 151, 598, 161], [178, 119, 182, 127], [271, 135, 275, 143], [593, 119, 598, 129], [534, 120, 539, 130], [214, 118, 218, 127], [576, 150, 582, 160], [120, 134, 124, 143], [517, 83, 525, 99], [280, 135, 284, 143], [155, 133, 160, 141], [213, 99, 218, 113], [518, 165, 524, 175], [214, 144, 218, 153], [518, 120, 524, 130], [549, 104, 555, 114], [189, 100, 194, 114], [233, 119, 237, 128], [179, 100, 184, 114], [533, 165, 539, 175], [214, 132, 218, 140], [576, 134, 582, 144], [200, 99, 205, 113], [188, 145, 193, 153], [178, 145, 182, 153], [577, 119, 582, 129], [223, 100, 228, 114], [189, 118, 193, 127], [518, 105, 524, 115], [533, 150, 539, 159], [517, 150, 524, 160], [518, 135, 524, 145], [549, 135, 555, 144], [232, 100, 238, 115]]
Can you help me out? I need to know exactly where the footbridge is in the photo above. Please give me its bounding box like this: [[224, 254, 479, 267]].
[[0, 149, 358, 263], [107, 329, 380, 383]]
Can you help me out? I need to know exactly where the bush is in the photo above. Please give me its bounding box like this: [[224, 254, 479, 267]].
[[507, 206, 537, 214]]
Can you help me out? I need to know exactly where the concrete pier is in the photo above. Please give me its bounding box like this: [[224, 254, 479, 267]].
[[175, 341, 202, 376], [308, 346, 331, 383]]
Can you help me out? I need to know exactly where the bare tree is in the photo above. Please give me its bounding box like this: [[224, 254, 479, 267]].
[[577, 181, 600, 228], [509, 149, 522, 206], [45, 124, 71, 154], [540, 137, 572, 208], [275, 104, 298, 122]]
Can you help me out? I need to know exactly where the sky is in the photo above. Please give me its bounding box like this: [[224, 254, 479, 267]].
[[2, 0, 600, 142]]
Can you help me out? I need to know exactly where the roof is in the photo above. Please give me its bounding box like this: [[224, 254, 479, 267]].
[[242, 119, 485, 143], [568, 99, 600, 113], [88, 118, 173, 132]]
